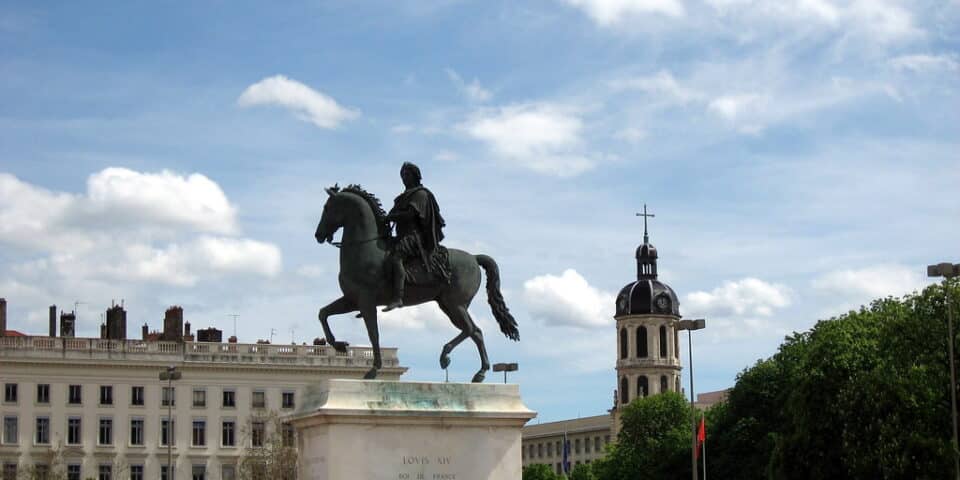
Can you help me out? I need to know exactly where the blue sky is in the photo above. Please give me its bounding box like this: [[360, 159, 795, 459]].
[[1, 0, 958, 423]]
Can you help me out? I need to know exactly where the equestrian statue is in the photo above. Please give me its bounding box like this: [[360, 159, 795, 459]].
[[314, 162, 519, 382]]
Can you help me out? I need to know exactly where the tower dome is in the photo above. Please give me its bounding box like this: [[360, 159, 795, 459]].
[[616, 207, 680, 317]]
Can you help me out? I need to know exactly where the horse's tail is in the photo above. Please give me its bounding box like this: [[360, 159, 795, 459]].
[[476, 254, 519, 341]]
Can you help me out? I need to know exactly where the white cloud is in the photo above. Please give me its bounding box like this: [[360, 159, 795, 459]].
[[445, 68, 492, 102], [889, 54, 960, 73], [562, 0, 686, 25], [523, 269, 614, 328], [0, 169, 282, 287], [685, 278, 792, 318], [0, 173, 79, 251], [295, 264, 327, 278], [812, 264, 928, 301], [83, 167, 238, 234], [379, 303, 453, 330], [101, 237, 280, 287], [237, 75, 359, 129], [609, 70, 704, 103], [708, 93, 768, 122], [462, 103, 596, 176], [704, 0, 919, 43]]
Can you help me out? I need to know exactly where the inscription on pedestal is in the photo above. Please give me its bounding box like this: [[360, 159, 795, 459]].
[[396, 455, 457, 479]]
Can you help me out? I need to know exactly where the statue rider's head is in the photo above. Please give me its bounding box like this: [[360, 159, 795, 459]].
[[400, 162, 422, 189]]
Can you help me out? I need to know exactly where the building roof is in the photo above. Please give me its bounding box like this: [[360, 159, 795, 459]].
[[522, 414, 612, 439], [2, 330, 26, 337]]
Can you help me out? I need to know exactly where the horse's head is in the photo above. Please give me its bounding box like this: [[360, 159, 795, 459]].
[[315, 184, 342, 244]]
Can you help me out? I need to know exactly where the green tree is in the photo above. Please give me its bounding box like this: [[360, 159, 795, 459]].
[[700, 279, 958, 479], [592, 392, 691, 480], [522, 463, 561, 480], [569, 463, 596, 480], [770, 281, 957, 479]]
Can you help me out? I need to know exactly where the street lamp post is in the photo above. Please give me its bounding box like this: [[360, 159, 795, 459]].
[[678, 318, 706, 480], [929, 262, 960, 480], [492, 362, 518, 384], [159, 366, 182, 480]]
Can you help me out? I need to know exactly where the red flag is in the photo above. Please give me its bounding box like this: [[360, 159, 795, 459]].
[[695, 415, 706, 459]]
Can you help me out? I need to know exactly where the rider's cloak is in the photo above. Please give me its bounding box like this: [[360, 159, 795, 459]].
[[391, 185, 445, 253]]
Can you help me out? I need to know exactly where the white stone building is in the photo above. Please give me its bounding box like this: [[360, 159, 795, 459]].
[[0, 334, 404, 480]]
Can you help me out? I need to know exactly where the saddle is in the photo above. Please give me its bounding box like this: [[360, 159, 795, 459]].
[[401, 246, 452, 286]]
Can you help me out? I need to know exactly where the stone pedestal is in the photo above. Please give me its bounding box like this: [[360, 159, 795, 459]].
[[288, 379, 537, 480]]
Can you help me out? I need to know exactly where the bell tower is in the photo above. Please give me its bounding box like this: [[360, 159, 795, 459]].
[[611, 205, 683, 436]]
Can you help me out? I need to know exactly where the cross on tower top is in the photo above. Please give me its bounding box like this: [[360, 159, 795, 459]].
[[635, 204, 655, 244]]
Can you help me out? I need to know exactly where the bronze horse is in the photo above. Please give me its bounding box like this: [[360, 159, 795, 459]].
[[314, 185, 519, 382]]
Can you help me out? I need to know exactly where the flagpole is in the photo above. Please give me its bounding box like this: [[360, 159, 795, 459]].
[[702, 412, 707, 480]]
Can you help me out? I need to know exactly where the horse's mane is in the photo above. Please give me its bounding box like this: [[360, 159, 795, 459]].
[[332, 184, 390, 238]]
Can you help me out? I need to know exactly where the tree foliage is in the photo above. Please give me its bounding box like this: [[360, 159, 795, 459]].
[[592, 391, 692, 480], [569, 463, 596, 480], [522, 463, 561, 480], [237, 411, 298, 480], [706, 279, 959, 479]]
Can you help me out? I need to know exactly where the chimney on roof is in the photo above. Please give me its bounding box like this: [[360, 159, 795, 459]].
[[104, 304, 127, 340], [59, 310, 76, 338], [197, 327, 222, 343], [142, 323, 149, 341], [49, 305, 57, 337], [0, 298, 6, 337], [163, 306, 184, 342]]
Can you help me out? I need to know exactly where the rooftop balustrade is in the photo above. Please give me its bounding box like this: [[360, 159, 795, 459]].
[[0, 335, 399, 368]]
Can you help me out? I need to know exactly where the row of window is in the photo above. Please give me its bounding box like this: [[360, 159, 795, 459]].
[[618, 325, 679, 360], [522, 435, 611, 460], [2, 384, 295, 409], [618, 374, 679, 405], [1, 461, 236, 480], [1, 415, 294, 448]]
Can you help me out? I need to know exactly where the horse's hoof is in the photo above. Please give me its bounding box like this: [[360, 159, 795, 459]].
[[332, 341, 349, 353], [440, 354, 450, 370], [364, 368, 379, 380], [471, 372, 485, 383]]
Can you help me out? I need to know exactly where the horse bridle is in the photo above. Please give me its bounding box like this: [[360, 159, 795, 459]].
[[329, 235, 385, 249]]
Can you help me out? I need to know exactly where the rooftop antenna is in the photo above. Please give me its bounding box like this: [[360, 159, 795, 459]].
[[290, 326, 296, 344], [74, 301, 87, 330], [228, 314, 239, 338], [269, 328, 277, 344]]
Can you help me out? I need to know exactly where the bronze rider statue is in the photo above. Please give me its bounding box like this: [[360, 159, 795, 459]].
[[382, 162, 451, 312]]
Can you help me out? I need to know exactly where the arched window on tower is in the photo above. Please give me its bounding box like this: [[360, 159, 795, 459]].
[[660, 375, 668, 393], [620, 328, 628, 359], [659, 325, 668, 358], [636, 326, 648, 358], [620, 377, 629, 405], [638, 376, 649, 398]]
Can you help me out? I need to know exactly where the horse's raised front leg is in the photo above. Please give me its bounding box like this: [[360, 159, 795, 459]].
[[318, 296, 356, 353], [358, 301, 382, 380]]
